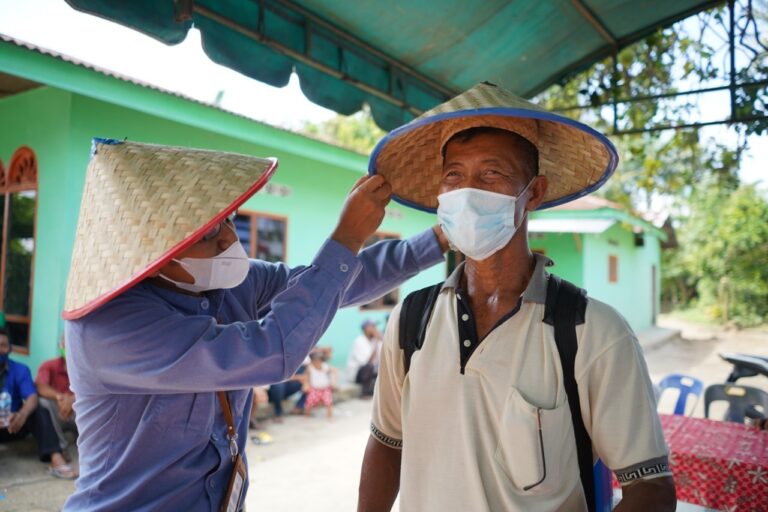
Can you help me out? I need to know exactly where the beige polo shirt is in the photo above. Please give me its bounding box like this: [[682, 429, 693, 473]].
[[370, 254, 669, 512]]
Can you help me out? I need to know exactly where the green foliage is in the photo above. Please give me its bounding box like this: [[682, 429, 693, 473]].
[[300, 105, 386, 155], [535, 2, 767, 325], [675, 182, 768, 326]]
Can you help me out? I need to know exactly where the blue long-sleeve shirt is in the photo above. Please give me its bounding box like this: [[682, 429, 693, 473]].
[[63, 231, 443, 511]]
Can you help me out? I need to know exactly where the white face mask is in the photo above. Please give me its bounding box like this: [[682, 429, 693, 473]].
[[437, 180, 534, 261], [160, 227, 250, 292]]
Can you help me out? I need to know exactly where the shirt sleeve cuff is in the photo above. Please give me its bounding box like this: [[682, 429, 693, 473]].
[[407, 228, 445, 271], [614, 456, 671, 485], [312, 238, 363, 286], [370, 422, 402, 449]]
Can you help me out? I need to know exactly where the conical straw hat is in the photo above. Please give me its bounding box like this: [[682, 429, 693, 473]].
[[63, 139, 278, 320], [369, 82, 618, 212]]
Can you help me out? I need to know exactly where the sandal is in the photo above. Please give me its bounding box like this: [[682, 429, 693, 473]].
[[250, 431, 273, 446], [49, 463, 78, 480]]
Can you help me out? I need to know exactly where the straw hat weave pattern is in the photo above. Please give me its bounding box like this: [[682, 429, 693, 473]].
[[369, 82, 618, 212], [63, 139, 277, 320]]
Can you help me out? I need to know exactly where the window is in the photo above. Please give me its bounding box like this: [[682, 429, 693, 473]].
[[608, 254, 618, 283], [234, 211, 287, 262], [360, 232, 400, 310], [0, 147, 38, 353]]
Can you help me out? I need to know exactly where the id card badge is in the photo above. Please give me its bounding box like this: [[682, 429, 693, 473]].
[[221, 454, 247, 512]]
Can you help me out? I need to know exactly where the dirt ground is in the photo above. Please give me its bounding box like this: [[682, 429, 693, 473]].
[[1, 314, 767, 511]]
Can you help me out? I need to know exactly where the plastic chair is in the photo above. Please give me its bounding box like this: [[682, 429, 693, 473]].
[[656, 373, 704, 416], [704, 384, 768, 423]]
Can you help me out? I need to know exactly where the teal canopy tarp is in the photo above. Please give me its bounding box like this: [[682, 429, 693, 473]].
[[65, 0, 723, 130]]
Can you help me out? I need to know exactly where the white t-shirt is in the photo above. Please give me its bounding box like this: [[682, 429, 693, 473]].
[[346, 335, 381, 381], [308, 363, 332, 389], [370, 255, 669, 512]]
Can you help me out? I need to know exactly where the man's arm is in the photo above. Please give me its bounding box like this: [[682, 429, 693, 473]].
[[576, 301, 676, 510], [7, 393, 38, 434], [36, 379, 75, 421], [616, 476, 676, 512], [358, 437, 401, 512]]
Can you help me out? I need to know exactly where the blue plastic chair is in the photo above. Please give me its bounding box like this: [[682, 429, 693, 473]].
[[656, 373, 704, 416]]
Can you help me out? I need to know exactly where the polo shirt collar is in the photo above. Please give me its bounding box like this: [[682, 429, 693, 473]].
[[441, 253, 554, 304]]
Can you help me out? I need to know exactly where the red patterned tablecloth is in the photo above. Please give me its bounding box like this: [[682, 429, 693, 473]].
[[612, 414, 768, 510]]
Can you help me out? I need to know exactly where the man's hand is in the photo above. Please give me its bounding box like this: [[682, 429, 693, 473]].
[[432, 225, 450, 253], [332, 175, 392, 254], [57, 393, 75, 421], [6, 411, 27, 434]]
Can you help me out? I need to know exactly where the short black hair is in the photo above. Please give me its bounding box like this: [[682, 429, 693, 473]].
[[442, 126, 539, 181], [0, 327, 8, 337]]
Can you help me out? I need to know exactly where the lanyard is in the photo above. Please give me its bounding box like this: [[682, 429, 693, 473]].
[[216, 391, 239, 461]]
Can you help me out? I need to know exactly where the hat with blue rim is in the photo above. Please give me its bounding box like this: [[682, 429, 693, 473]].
[[369, 81, 618, 212]]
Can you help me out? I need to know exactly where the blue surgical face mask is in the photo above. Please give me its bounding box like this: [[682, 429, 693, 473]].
[[437, 180, 534, 261]]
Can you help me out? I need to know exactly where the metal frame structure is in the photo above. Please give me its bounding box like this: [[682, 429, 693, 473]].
[[553, 0, 768, 135]]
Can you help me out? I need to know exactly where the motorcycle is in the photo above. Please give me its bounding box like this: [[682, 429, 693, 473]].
[[718, 352, 768, 425]]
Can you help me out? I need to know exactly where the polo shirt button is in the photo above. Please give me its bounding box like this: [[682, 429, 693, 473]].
[[200, 298, 210, 309], [461, 314, 469, 321], [463, 339, 471, 347], [339, 263, 349, 272]]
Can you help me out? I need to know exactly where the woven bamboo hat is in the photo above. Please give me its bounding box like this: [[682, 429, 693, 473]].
[[63, 139, 278, 320], [369, 82, 618, 212]]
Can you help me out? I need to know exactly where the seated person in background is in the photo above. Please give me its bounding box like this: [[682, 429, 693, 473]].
[[35, 336, 78, 468], [267, 368, 307, 423], [248, 386, 273, 446], [304, 351, 337, 418], [0, 329, 76, 479], [249, 385, 270, 430], [346, 320, 383, 397]]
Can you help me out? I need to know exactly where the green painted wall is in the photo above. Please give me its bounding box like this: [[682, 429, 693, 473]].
[[0, 86, 75, 376], [529, 232, 584, 286], [1, 87, 443, 374], [582, 223, 661, 331]]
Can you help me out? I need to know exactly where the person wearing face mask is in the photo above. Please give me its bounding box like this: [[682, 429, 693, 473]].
[[0, 328, 71, 477], [359, 83, 676, 512], [61, 139, 448, 512]]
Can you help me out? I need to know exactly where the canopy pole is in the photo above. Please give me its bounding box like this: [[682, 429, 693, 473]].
[[728, 0, 737, 121]]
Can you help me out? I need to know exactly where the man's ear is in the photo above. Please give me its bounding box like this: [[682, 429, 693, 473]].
[[526, 175, 548, 211]]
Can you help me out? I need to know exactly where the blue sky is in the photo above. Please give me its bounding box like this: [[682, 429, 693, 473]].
[[0, 0, 764, 189]]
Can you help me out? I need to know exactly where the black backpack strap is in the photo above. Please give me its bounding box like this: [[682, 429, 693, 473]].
[[398, 283, 442, 374], [544, 274, 594, 512]]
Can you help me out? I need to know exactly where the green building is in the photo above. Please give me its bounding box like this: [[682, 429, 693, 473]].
[[0, 36, 664, 375]]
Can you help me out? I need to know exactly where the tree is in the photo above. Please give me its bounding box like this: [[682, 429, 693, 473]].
[[301, 105, 385, 155], [673, 181, 768, 325]]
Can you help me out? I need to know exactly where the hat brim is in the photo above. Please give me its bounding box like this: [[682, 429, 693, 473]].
[[369, 108, 618, 213], [62, 156, 277, 320]]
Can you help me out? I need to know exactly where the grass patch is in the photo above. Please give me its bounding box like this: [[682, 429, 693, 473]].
[[663, 307, 720, 326]]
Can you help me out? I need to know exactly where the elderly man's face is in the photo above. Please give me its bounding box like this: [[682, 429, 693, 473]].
[[439, 132, 535, 197]]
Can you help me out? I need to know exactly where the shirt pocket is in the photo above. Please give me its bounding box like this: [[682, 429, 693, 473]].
[[494, 386, 577, 496], [147, 392, 215, 436]]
